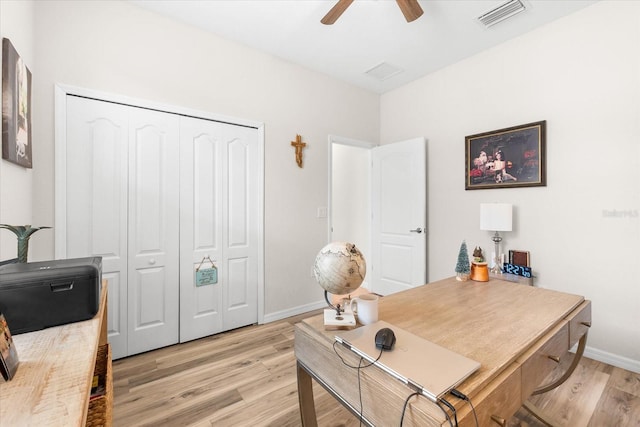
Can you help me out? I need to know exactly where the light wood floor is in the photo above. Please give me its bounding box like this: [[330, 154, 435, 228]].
[[113, 311, 640, 426]]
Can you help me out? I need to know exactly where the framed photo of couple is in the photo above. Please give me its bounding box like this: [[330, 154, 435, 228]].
[[465, 120, 546, 190]]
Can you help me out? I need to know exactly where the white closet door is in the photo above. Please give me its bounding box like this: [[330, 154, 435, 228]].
[[64, 96, 129, 359], [127, 108, 180, 356], [223, 124, 259, 330], [179, 117, 224, 342], [61, 91, 261, 355], [180, 119, 259, 339]]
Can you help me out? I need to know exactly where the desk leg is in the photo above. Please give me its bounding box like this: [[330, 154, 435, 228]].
[[522, 331, 589, 427], [532, 331, 588, 396], [297, 361, 318, 427]]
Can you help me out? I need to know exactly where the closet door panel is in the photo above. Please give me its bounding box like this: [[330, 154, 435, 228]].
[[192, 137, 221, 320], [127, 108, 180, 356], [223, 127, 258, 330], [65, 99, 126, 257], [227, 141, 249, 247], [103, 271, 124, 356], [64, 96, 129, 359], [227, 258, 249, 307], [134, 267, 166, 324], [193, 137, 218, 248], [179, 117, 224, 342]]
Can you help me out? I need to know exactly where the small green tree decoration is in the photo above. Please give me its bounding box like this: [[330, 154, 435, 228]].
[[0, 224, 51, 263], [455, 240, 471, 281]]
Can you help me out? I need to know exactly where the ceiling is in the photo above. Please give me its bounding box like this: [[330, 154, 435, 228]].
[[130, 0, 598, 94]]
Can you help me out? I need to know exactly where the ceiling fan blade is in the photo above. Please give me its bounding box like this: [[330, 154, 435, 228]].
[[396, 0, 424, 22], [321, 0, 355, 25]]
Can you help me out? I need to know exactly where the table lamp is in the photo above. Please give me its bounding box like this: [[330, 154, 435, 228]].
[[480, 203, 512, 274]]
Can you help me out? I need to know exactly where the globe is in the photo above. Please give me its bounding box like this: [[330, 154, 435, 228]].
[[313, 242, 366, 296]]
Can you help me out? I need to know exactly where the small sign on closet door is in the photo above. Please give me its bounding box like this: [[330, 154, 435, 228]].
[[195, 256, 218, 286]]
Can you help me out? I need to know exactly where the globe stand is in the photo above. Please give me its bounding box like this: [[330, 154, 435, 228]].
[[325, 290, 343, 315], [323, 290, 355, 329]]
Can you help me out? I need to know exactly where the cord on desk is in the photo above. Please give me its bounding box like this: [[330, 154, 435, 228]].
[[332, 342, 384, 426], [450, 388, 479, 427], [399, 392, 419, 427], [357, 357, 364, 426], [436, 400, 455, 427], [439, 397, 458, 427], [399, 392, 454, 427], [332, 341, 383, 368]]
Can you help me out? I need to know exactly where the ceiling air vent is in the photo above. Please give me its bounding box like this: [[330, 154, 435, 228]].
[[478, 0, 526, 27], [365, 62, 404, 81]]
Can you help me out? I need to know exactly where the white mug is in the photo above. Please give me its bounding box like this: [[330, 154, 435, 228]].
[[350, 294, 379, 325]]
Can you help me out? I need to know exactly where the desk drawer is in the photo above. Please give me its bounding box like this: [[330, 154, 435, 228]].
[[519, 322, 569, 400], [568, 300, 591, 348], [458, 364, 521, 427]]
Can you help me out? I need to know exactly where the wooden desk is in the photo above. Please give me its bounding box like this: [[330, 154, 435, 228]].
[[295, 277, 591, 427], [0, 283, 110, 427]]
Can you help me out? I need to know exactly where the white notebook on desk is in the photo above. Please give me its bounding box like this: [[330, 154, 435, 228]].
[[335, 320, 480, 402]]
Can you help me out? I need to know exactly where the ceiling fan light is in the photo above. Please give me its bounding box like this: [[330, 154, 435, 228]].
[[478, 0, 526, 27]]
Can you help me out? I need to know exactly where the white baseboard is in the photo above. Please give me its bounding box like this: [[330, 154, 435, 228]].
[[262, 300, 326, 324], [584, 346, 640, 374]]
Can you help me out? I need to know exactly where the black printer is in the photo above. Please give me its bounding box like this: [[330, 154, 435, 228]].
[[0, 257, 102, 334]]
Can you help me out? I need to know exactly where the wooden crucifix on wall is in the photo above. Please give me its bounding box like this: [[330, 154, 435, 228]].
[[291, 134, 306, 168]]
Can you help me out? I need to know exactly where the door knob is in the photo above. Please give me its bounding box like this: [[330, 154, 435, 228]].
[[149, 259, 156, 265], [409, 228, 423, 234]]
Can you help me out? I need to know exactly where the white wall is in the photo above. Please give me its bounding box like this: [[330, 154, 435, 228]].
[[24, 0, 379, 318], [0, 1, 36, 260], [380, 1, 640, 371]]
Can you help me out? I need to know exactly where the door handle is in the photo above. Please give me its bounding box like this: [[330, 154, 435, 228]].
[[409, 228, 423, 234]]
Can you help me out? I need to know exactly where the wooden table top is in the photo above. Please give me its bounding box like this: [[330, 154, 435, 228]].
[[0, 285, 107, 427], [300, 276, 585, 397]]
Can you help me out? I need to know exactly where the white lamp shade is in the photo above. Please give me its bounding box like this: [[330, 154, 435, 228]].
[[480, 203, 513, 232]]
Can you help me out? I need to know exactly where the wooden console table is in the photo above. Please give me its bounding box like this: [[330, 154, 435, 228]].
[[295, 277, 591, 426], [0, 282, 110, 426]]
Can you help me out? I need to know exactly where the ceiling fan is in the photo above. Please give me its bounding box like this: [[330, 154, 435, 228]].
[[321, 0, 424, 25]]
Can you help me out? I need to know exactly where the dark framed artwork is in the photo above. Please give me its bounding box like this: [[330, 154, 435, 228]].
[[465, 120, 546, 190], [2, 38, 32, 168]]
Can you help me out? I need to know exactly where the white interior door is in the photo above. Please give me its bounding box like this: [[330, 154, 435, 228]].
[[180, 118, 259, 340], [179, 117, 224, 342], [61, 97, 180, 358], [127, 108, 180, 356], [222, 124, 259, 330], [371, 138, 427, 295], [63, 96, 129, 359]]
